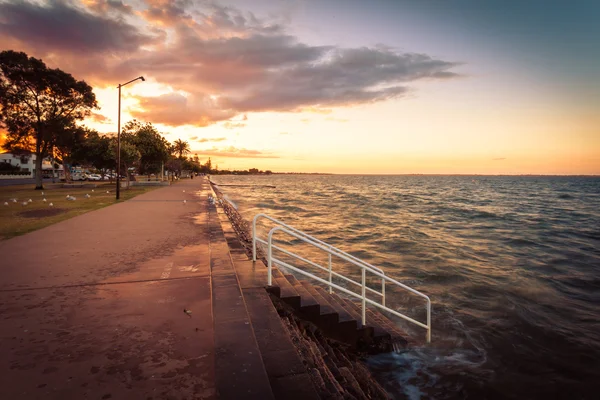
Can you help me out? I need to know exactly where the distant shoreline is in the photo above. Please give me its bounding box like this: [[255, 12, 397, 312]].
[[213, 173, 599, 177]]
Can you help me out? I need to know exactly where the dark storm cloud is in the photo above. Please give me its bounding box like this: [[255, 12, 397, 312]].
[[0, 1, 155, 54]]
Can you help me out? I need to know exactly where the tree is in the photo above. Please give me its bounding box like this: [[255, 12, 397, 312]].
[[72, 130, 114, 179], [121, 120, 170, 176], [200, 157, 212, 174], [0, 50, 97, 189], [173, 139, 191, 160], [53, 122, 87, 182]]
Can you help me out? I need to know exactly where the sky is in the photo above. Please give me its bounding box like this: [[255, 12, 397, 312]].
[[0, 0, 598, 174]]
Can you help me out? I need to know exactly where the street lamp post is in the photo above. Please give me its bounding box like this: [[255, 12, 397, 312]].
[[116, 76, 145, 200]]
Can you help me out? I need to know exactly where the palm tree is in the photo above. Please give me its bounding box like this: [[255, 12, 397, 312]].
[[173, 139, 190, 160]]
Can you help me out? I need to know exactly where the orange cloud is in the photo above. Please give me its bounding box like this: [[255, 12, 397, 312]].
[[192, 146, 278, 158]]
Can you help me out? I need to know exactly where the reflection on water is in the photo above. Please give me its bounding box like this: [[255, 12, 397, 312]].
[[213, 175, 600, 399]]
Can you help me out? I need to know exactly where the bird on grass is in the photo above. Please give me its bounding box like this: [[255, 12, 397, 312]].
[[21, 202, 28, 206], [3, 202, 8, 206], [11, 198, 17, 203], [84, 194, 91, 198], [106, 190, 110, 194], [28, 199, 32, 203], [183, 309, 192, 317], [183, 200, 187, 204], [41, 192, 44, 196], [43, 198, 47, 202], [66, 196, 76, 201], [49, 203, 54, 207], [92, 189, 95, 192]]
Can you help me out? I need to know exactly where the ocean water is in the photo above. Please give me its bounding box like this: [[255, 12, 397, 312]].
[[211, 175, 600, 399]]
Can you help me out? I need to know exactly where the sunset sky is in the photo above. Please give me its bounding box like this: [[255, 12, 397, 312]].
[[1, 0, 598, 174]]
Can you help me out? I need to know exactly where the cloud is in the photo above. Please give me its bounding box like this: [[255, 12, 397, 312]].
[[129, 92, 235, 126], [189, 136, 198, 140], [88, 112, 112, 124], [279, 132, 290, 135], [83, 0, 134, 15], [0, 1, 461, 127], [222, 121, 246, 129], [193, 146, 278, 158], [326, 117, 349, 123], [493, 157, 507, 161], [196, 137, 226, 143]]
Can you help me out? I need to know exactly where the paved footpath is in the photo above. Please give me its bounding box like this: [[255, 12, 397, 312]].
[[0, 178, 217, 399]]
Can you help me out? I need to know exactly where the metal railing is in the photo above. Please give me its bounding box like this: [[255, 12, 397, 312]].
[[252, 214, 431, 343]]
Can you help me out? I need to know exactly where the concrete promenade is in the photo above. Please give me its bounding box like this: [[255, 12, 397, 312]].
[[0, 178, 217, 399]]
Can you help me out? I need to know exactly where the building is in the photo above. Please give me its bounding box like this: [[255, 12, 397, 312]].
[[0, 152, 62, 179]]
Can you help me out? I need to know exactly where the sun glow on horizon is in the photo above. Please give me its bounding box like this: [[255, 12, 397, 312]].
[[2, 0, 598, 175]]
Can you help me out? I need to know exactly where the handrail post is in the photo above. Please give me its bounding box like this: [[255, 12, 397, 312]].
[[361, 267, 366, 327], [427, 298, 431, 343], [381, 278, 386, 307], [252, 214, 258, 261], [328, 251, 333, 294], [267, 227, 279, 286]]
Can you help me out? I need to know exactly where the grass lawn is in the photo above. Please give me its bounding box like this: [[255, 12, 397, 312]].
[[0, 182, 162, 240]]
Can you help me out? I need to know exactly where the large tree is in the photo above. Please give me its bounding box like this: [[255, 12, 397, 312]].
[[72, 129, 114, 180], [121, 120, 170, 176], [0, 50, 97, 189]]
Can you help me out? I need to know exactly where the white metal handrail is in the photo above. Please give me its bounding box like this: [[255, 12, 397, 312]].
[[256, 239, 384, 298], [253, 213, 387, 304], [266, 225, 432, 343]]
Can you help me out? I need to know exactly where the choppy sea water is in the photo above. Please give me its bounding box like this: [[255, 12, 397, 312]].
[[211, 175, 600, 399]]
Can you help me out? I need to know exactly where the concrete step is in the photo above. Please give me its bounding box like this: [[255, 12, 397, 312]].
[[209, 208, 275, 399], [270, 268, 301, 309], [283, 274, 321, 322], [364, 306, 410, 350], [298, 280, 339, 330], [242, 286, 320, 400], [235, 260, 269, 290], [335, 295, 391, 341]]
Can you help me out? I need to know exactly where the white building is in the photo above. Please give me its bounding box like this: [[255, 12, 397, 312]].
[[0, 152, 61, 179]]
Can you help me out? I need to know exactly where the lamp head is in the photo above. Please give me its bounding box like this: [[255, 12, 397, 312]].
[[140, 76, 145, 82]]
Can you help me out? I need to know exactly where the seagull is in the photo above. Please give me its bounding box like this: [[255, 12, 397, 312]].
[[43, 198, 47, 202], [183, 309, 192, 317], [49, 203, 54, 207], [66, 194, 70, 198], [11, 198, 17, 203], [183, 200, 187, 204], [92, 189, 94, 192], [41, 191, 44, 196], [28, 199, 32, 203], [182, 190, 186, 193], [21, 201, 28, 206], [3, 202, 8, 206], [67, 196, 76, 201], [106, 191, 110, 194], [84, 194, 91, 198]]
